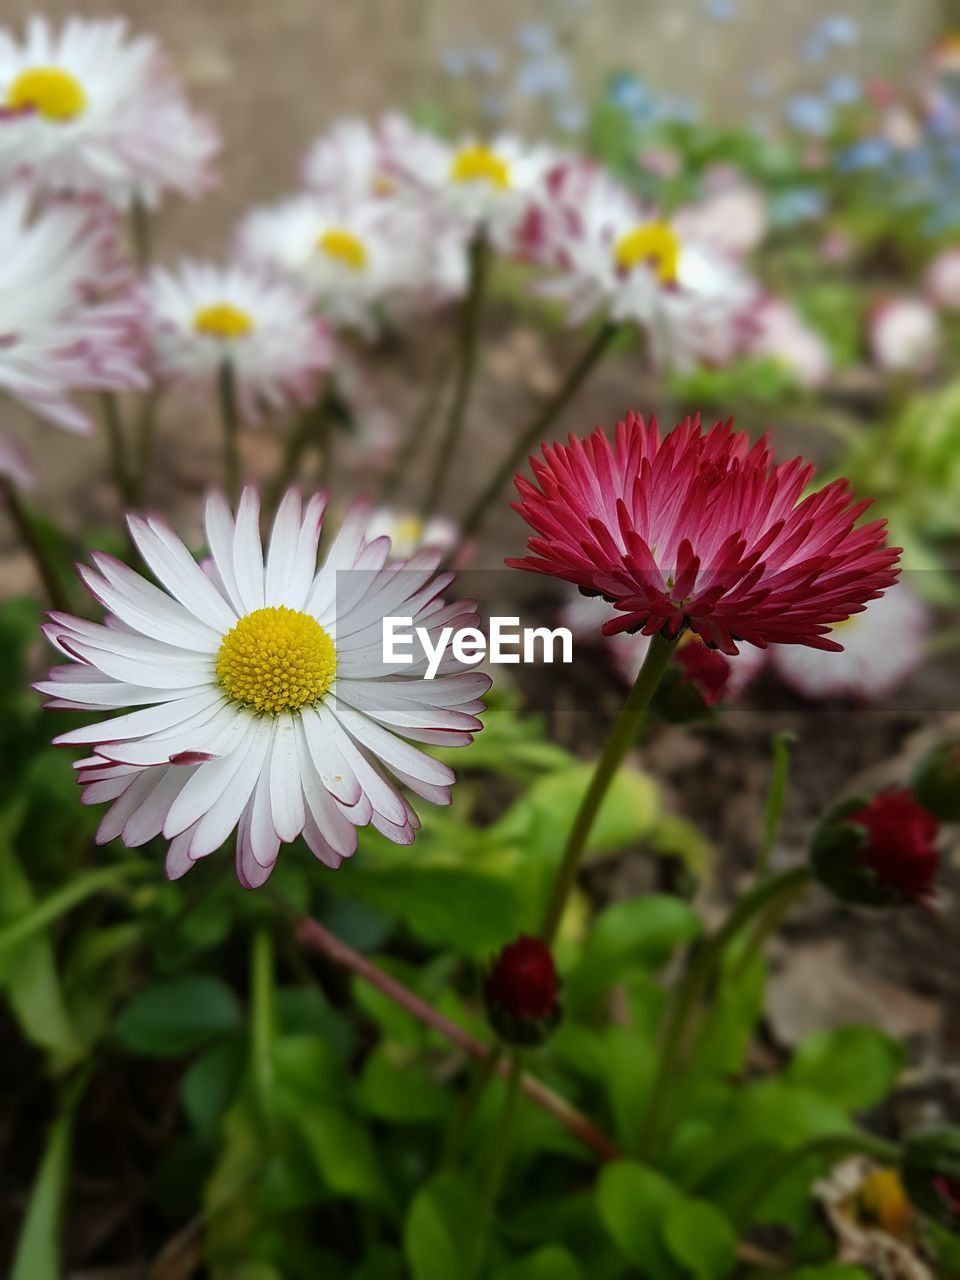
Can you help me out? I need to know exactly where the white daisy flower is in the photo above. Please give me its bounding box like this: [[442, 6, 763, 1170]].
[[146, 261, 332, 421], [0, 181, 145, 434], [0, 16, 218, 208], [925, 246, 960, 311], [398, 133, 558, 250], [748, 296, 832, 388], [303, 113, 446, 202], [771, 583, 929, 701], [537, 163, 758, 368], [38, 490, 490, 886], [365, 509, 458, 560], [237, 194, 429, 333], [868, 297, 940, 374]]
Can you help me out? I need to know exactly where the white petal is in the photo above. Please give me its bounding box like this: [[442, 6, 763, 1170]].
[[128, 515, 236, 632], [299, 705, 362, 806], [265, 490, 302, 604], [268, 713, 306, 843], [332, 701, 455, 788], [188, 722, 272, 857], [204, 491, 246, 615], [232, 487, 265, 614], [54, 689, 225, 747]]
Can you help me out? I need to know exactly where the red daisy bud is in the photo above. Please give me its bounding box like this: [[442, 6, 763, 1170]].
[[911, 738, 960, 823], [901, 1128, 960, 1231], [811, 789, 940, 907], [673, 642, 732, 706], [485, 935, 561, 1047]]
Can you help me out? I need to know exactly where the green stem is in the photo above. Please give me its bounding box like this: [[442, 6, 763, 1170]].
[[756, 731, 795, 883], [218, 360, 241, 505], [472, 1051, 523, 1275], [639, 865, 813, 1159], [421, 232, 489, 518], [540, 631, 677, 945], [443, 1044, 503, 1168], [3, 482, 70, 612], [269, 406, 319, 512], [379, 342, 456, 503], [0, 861, 149, 954], [130, 197, 152, 269], [450, 320, 619, 561], [732, 1131, 900, 1232], [100, 393, 135, 506], [250, 926, 276, 1126], [10, 1069, 90, 1280]]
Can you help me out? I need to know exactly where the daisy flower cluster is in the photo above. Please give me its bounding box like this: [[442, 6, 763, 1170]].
[[40, 489, 490, 885]]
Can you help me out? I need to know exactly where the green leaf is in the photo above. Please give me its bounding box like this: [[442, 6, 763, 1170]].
[[788, 1026, 905, 1113], [602, 1025, 656, 1149], [182, 1038, 246, 1142], [493, 1245, 583, 1280], [337, 864, 522, 953], [0, 808, 81, 1062], [116, 976, 241, 1056], [786, 1268, 870, 1279], [568, 895, 700, 1007], [404, 1172, 478, 1280], [596, 1161, 682, 1277], [10, 1078, 85, 1280], [497, 764, 659, 862], [662, 1197, 737, 1280], [297, 1104, 387, 1206], [359, 1043, 448, 1123]]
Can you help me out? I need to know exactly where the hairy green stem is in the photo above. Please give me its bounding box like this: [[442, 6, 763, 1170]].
[[421, 232, 489, 518], [250, 926, 276, 1126], [218, 359, 241, 504], [443, 1044, 503, 1168], [379, 342, 456, 503], [3, 482, 70, 612], [540, 631, 677, 945], [449, 320, 619, 562], [471, 1051, 524, 1275], [100, 393, 135, 506], [639, 865, 813, 1159]]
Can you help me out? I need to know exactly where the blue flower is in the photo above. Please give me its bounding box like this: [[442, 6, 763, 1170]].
[[704, 0, 737, 20], [440, 47, 470, 78], [785, 94, 833, 136], [516, 55, 572, 99], [819, 15, 859, 45], [608, 71, 650, 113], [471, 43, 504, 77], [834, 138, 891, 170], [515, 22, 554, 55], [827, 74, 862, 105], [770, 186, 827, 226]]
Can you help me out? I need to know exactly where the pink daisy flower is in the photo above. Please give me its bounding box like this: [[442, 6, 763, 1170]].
[[508, 414, 901, 656]]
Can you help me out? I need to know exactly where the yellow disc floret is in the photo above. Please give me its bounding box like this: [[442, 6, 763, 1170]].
[[7, 66, 86, 121], [449, 144, 511, 189], [857, 1168, 914, 1238], [216, 607, 336, 714], [317, 228, 368, 272], [194, 302, 254, 340], [614, 221, 681, 285]]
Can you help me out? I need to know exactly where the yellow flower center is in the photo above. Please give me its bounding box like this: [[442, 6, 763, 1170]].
[[449, 144, 511, 190], [394, 515, 424, 548], [614, 221, 681, 285], [857, 1168, 914, 1238], [193, 302, 254, 341], [7, 66, 86, 121], [216, 607, 336, 715], [317, 228, 368, 272]]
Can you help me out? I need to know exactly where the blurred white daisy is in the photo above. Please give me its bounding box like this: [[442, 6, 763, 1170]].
[[748, 297, 832, 388], [537, 163, 758, 368], [365, 509, 458, 560], [238, 193, 466, 330], [868, 297, 940, 375], [771, 583, 929, 701], [672, 182, 768, 258], [0, 16, 218, 208], [39, 490, 490, 885], [146, 261, 332, 421], [925, 247, 960, 311], [0, 182, 144, 434], [303, 113, 446, 201], [398, 133, 558, 250]]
